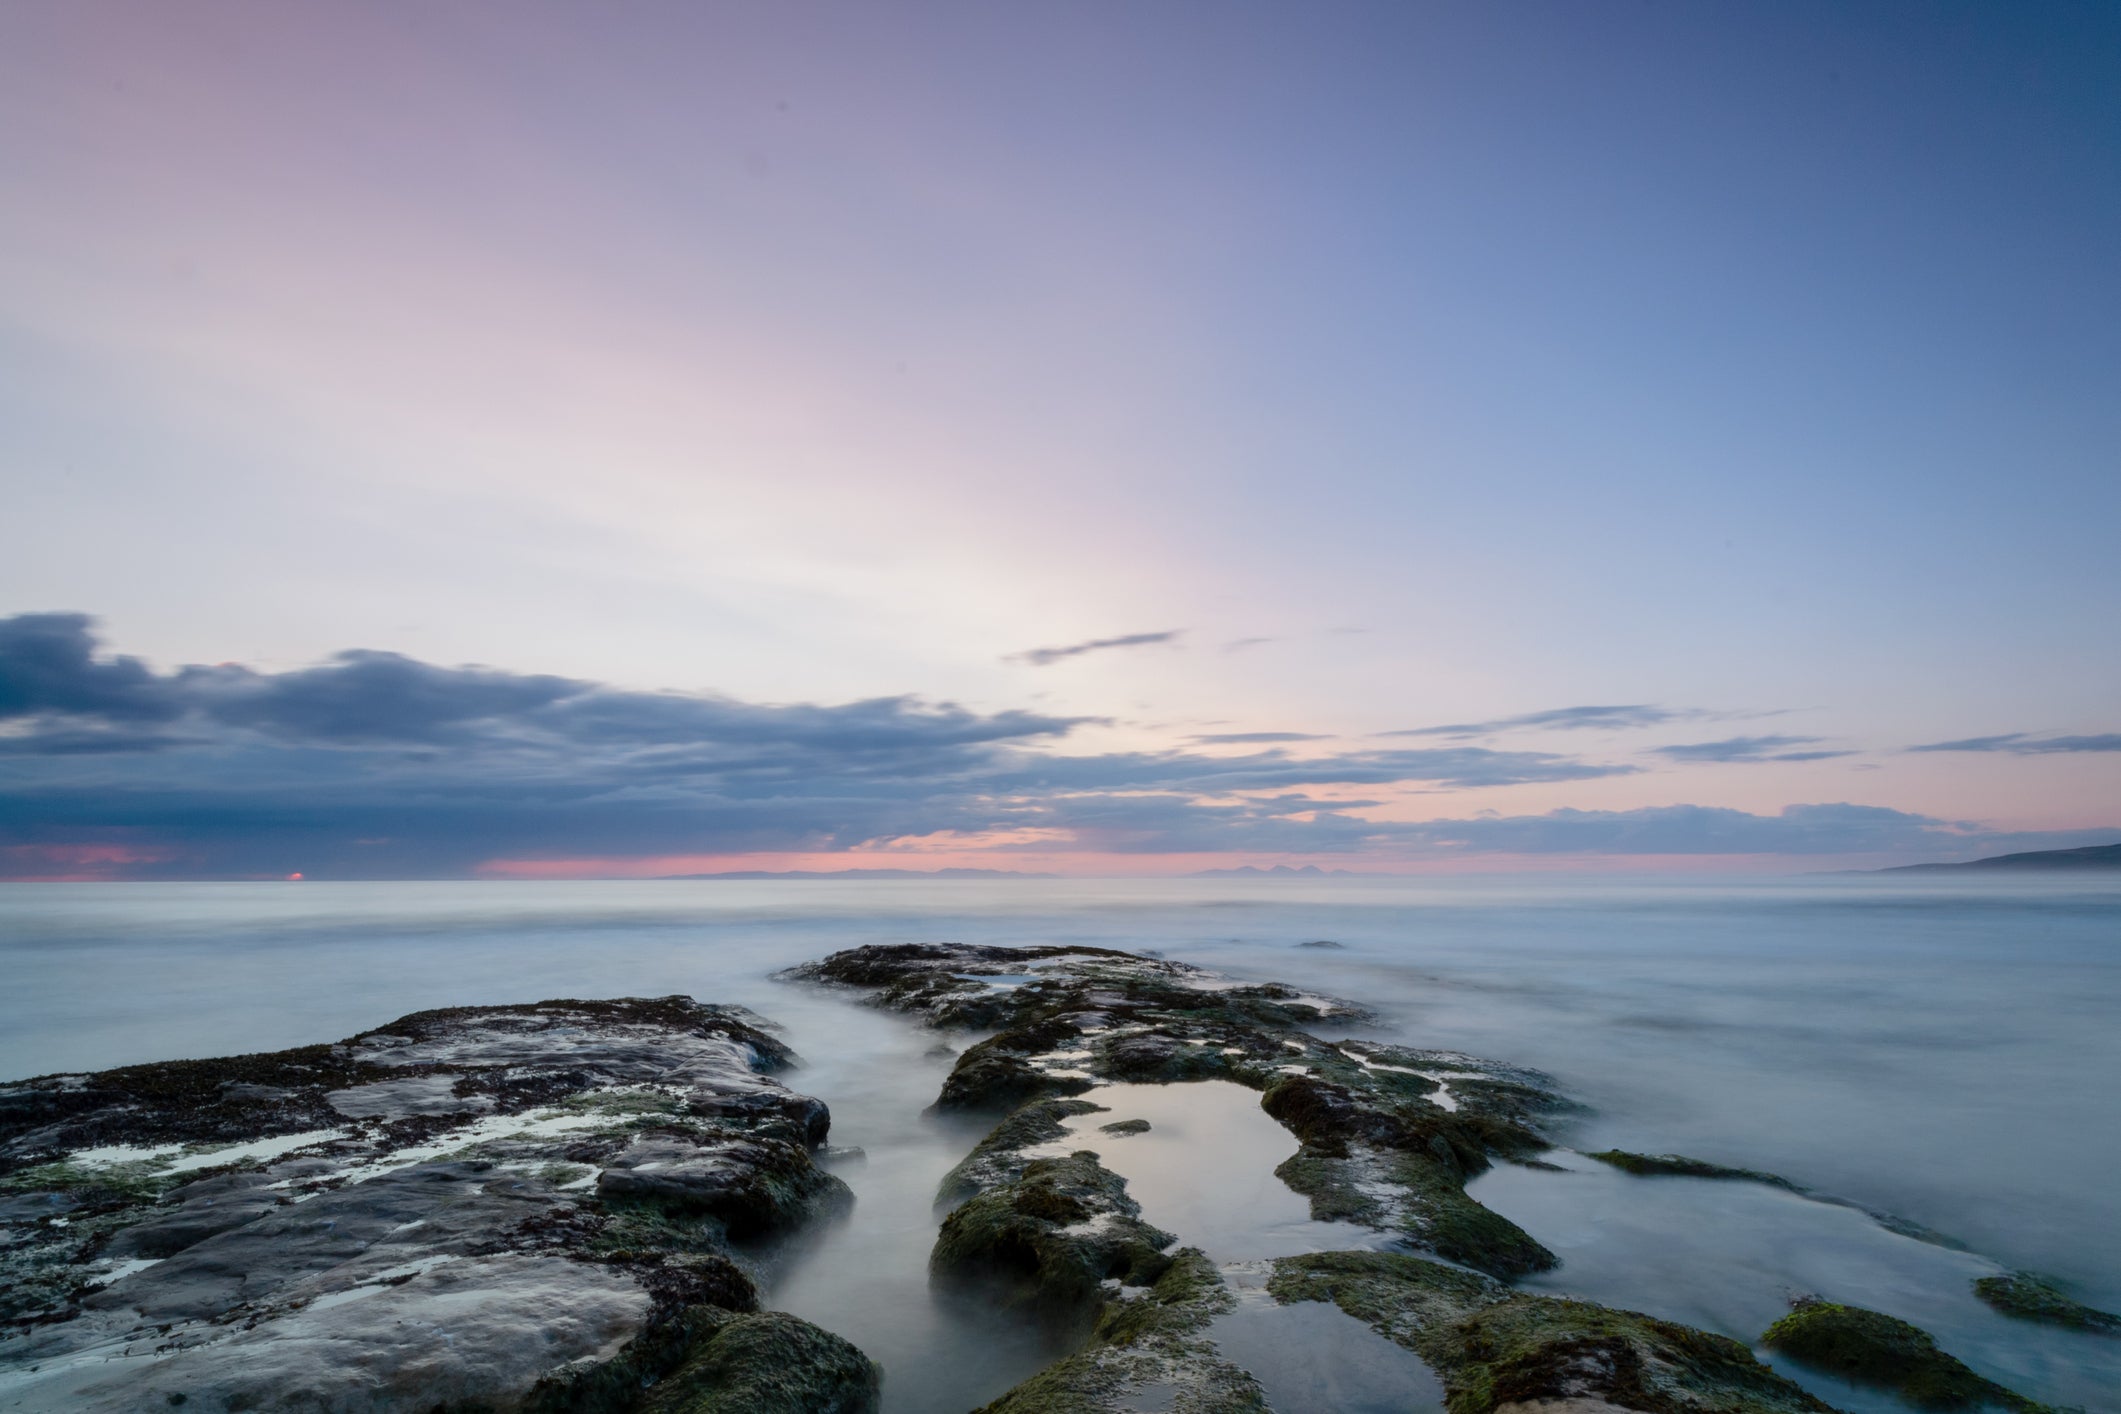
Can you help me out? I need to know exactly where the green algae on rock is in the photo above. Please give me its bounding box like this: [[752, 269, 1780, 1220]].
[[785, 943, 1562, 1278], [1585, 1149, 1803, 1189], [932, 1150, 1176, 1332], [527, 1302, 881, 1414], [1761, 1300, 2054, 1412], [0, 997, 873, 1413], [973, 1247, 1267, 1414], [1972, 1271, 2121, 1335], [1270, 1249, 1835, 1414]]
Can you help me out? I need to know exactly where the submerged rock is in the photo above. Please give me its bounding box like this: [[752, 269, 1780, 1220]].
[[1272, 1249, 1835, 1414], [1585, 1148, 1969, 1250], [1762, 1299, 2054, 1412], [1971, 1271, 2121, 1335], [1584, 1149, 1802, 1189], [0, 997, 870, 1412]]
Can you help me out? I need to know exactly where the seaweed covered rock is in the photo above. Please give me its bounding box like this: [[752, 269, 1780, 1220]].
[[974, 1248, 1266, 1414], [1271, 1249, 1835, 1414], [1762, 1300, 2053, 1412], [1972, 1271, 2121, 1335], [526, 1304, 879, 1414], [1585, 1149, 1802, 1189], [789, 943, 1561, 1276], [932, 1151, 1175, 1332], [0, 997, 869, 1412]]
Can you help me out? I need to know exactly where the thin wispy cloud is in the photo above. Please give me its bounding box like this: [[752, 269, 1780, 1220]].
[[1909, 733, 2121, 754], [1383, 704, 1700, 738], [1221, 637, 1275, 653], [1189, 731, 1323, 744], [1008, 630, 1183, 668], [1651, 735, 1853, 764]]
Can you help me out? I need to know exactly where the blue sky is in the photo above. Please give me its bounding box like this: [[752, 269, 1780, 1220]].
[[1, 2, 2116, 877]]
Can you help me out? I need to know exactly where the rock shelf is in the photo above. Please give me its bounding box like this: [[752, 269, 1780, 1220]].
[[0, 997, 876, 1413]]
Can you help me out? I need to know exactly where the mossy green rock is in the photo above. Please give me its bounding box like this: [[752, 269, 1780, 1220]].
[[638, 1310, 880, 1414], [974, 1248, 1266, 1414], [1762, 1301, 2052, 1412], [1972, 1271, 2121, 1335], [932, 1151, 1174, 1331], [1271, 1249, 1834, 1414], [795, 943, 1564, 1277], [1586, 1149, 1800, 1189]]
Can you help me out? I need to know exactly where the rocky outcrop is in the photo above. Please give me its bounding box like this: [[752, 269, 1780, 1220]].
[[1971, 1271, 2121, 1335], [973, 1247, 1266, 1414], [0, 997, 876, 1413], [789, 942, 1871, 1414], [786, 942, 1562, 1278], [1762, 1300, 2052, 1413], [1273, 1250, 1835, 1414], [931, 1150, 1174, 1334]]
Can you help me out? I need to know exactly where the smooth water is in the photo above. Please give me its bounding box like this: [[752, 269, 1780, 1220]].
[[1, 877, 2116, 1410]]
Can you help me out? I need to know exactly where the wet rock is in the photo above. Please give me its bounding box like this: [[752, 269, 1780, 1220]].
[[974, 1248, 1266, 1414], [1272, 1249, 1835, 1414], [1098, 1119, 1151, 1137], [1586, 1148, 1970, 1250], [529, 1303, 880, 1414], [1972, 1271, 2121, 1334], [1296, 939, 1345, 949], [1584, 1149, 1802, 1187], [324, 1072, 494, 1119], [596, 1135, 846, 1238], [1762, 1299, 2054, 1412], [932, 1151, 1175, 1334], [795, 943, 1556, 1278], [937, 1097, 1109, 1205], [0, 997, 869, 1412]]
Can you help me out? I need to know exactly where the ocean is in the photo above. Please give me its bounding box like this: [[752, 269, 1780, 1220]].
[[3, 876, 2116, 1411]]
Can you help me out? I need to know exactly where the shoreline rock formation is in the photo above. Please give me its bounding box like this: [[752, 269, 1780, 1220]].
[[785, 942, 1845, 1414], [0, 997, 877, 1413]]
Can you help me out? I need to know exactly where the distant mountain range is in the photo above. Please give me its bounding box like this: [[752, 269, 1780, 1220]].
[[1874, 843, 2121, 874], [1186, 864, 1370, 878], [661, 867, 1058, 880]]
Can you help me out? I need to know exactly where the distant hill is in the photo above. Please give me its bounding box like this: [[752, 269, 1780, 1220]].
[[662, 867, 1057, 880], [1188, 864, 1368, 878], [1875, 843, 2121, 874]]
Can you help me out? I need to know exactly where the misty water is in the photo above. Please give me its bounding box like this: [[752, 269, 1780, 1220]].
[[2, 876, 2117, 1411]]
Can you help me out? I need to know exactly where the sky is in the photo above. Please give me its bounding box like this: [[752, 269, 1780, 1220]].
[[2, 1, 2117, 879]]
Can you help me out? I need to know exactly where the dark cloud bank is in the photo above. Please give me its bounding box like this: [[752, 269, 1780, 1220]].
[[1, 615, 2105, 878]]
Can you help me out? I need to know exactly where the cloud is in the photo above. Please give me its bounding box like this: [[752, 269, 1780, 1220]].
[[1384, 704, 1700, 738], [6, 616, 2099, 878], [1008, 630, 1182, 667], [0, 613, 184, 722], [0, 614, 1633, 877], [1221, 637, 1275, 653], [1189, 731, 1323, 744], [1392, 803, 1939, 854], [1650, 735, 1853, 764], [1909, 732, 2121, 754]]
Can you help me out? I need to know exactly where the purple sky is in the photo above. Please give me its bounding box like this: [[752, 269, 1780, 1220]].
[[2, 2, 2117, 877]]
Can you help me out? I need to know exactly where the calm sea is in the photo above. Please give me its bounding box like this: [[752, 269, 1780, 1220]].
[[3, 877, 2116, 1410]]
